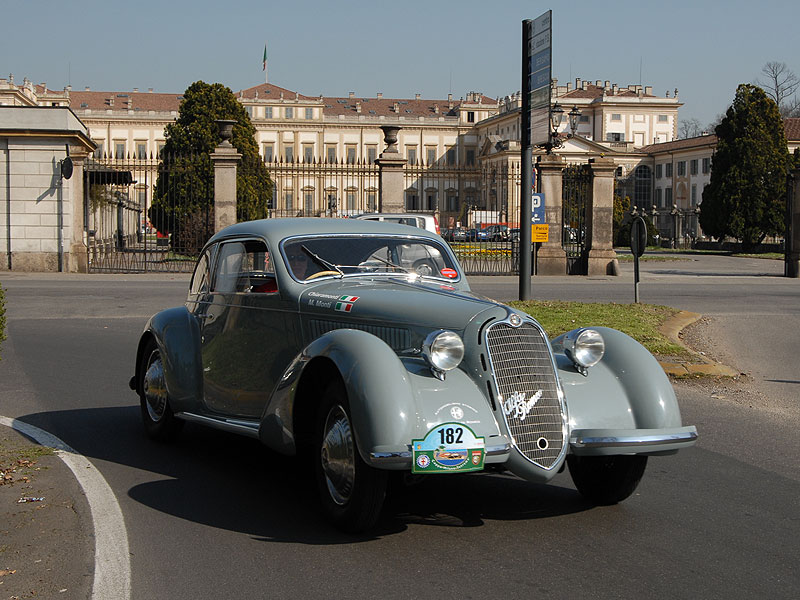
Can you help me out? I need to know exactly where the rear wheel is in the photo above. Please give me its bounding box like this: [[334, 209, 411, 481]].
[[314, 380, 387, 533], [139, 339, 183, 442], [567, 454, 648, 505]]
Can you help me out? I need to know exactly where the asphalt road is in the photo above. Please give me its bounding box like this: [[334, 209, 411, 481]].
[[0, 255, 798, 599]]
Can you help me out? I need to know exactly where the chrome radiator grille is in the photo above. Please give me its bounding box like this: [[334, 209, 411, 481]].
[[485, 321, 565, 469]]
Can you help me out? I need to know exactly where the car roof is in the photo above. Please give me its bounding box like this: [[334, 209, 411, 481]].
[[207, 217, 443, 247]]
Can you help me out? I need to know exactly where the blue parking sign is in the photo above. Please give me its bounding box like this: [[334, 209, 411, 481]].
[[532, 193, 545, 223]]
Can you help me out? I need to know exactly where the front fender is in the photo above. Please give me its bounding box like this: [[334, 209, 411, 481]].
[[137, 307, 202, 412], [553, 327, 695, 454], [262, 328, 505, 467]]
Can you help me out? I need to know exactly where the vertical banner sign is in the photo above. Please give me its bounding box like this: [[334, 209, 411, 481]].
[[528, 11, 552, 147]]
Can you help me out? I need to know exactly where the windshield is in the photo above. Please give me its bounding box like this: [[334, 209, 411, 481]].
[[281, 235, 460, 282]]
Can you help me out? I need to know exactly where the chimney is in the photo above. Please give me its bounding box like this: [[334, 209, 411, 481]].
[[133, 87, 138, 93], [85, 86, 91, 91], [148, 88, 153, 93], [349, 91, 355, 99], [393, 102, 400, 113], [356, 101, 361, 113], [645, 86, 652, 95], [448, 93, 453, 102], [582, 81, 587, 90], [566, 82, 572, 92], [415, 93, 421, 100], [434, 104, 440, 114], [605, 80, 610, 88], [377, 92, 383, 99], [596, 80, 602, 86], [612, 84, 618, 95], [575, 78, 581, 89]]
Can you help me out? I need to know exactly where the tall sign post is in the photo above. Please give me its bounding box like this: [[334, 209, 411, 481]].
[[520, 11, 552, 300]]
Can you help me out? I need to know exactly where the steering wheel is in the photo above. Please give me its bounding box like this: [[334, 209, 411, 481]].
[[305, 270, 340, 280]]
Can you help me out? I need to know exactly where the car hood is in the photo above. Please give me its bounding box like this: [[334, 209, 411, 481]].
[[297, 276, 505, 331]]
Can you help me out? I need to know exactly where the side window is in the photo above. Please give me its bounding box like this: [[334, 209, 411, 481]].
[[212, 240, 277, 294], [189, 250, 211, 296]]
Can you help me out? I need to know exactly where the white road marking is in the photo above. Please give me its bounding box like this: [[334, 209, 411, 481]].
[[0, 416, 131, 600]]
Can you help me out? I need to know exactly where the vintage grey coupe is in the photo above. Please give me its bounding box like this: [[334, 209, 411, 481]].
[[131, 218, 697, 532]]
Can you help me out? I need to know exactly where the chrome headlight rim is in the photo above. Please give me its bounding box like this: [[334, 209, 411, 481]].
[[563, 328, 605, 370], [422, 329, 465, 374]]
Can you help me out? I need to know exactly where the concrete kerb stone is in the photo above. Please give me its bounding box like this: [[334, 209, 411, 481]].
[[657, 310, 740, 378]]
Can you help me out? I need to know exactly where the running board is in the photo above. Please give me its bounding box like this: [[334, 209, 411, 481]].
[[175, 412, 261, 439]]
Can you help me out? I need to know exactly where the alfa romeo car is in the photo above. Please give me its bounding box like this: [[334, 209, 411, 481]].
[[130, 217, 697, 532]]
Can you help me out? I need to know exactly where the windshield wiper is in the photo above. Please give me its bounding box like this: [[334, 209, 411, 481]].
[[370, 255, 410, 273], [301, 245, 344, 277]]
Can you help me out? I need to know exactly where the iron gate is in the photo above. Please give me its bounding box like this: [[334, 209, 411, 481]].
[[85, 154, 212, 273], [562, 164, 590, 275]]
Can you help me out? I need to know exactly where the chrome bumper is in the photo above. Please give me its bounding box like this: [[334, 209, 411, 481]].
[[569, 426, 698, 455]]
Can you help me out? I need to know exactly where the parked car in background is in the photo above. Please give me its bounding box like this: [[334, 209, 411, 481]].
[[356, 212, 439, 234], [466, 228, 489, 241], [131, 217, 697, 532], [481, 224, 510, 241], [451, 227, 468, 242]]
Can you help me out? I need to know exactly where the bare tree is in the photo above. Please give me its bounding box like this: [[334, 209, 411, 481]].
[[678, 117, 703, 139], [759, 61, 800, 116]]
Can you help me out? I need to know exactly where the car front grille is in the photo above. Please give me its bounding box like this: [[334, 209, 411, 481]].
[[485, 321, 565, 469]]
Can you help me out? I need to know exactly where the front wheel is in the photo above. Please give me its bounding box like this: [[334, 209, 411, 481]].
[[567, 454, 648, 505], [314, 380, 387, 533], [139, 339, 183, 442]]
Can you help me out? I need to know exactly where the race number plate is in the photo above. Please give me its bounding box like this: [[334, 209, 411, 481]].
[[412, 423, 485, 474]]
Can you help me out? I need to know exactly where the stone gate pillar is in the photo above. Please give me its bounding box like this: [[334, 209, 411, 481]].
[[536, 153, 567, 275], [375, 126, 406, 213], [788, 168, 800, 278], [211, 120, 240, 232], [586, 156, 619, 276], [68, 149, 91, 272]]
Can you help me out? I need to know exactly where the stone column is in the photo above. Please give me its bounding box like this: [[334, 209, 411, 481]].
[[586, 156, 619, 276], [788, 168, 800, 278], [67, 150, 90, 272], [536, 153, 567, 275], [211, 120, 240, 232], [375, 125, 406, 213]]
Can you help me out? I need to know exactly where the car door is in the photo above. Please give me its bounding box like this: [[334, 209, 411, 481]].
[[200, 238, 297, 419]]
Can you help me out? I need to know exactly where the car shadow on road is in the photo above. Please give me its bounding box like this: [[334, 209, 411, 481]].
[[15, 406, 592, 544]]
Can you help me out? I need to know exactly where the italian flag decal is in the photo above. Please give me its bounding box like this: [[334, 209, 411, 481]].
[[335, 295, 359, 312]]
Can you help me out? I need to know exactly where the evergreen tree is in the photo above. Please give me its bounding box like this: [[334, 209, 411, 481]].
[[150, 81, 272, 254], [700, 84, 790, 251]]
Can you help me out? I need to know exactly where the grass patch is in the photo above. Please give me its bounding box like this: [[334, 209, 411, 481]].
[[508, 300, 687, 357], [615, 254, 689, 262], [731, 252, 783, 260]]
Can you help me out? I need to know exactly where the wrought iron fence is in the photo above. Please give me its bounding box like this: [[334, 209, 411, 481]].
[[562, 164, 590, 275], [85, 153, 212, 273]]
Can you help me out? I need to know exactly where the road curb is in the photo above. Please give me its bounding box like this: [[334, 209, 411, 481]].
[[657, 311, 740, 378]]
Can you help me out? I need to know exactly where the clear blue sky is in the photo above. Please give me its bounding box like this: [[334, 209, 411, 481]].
[[3, 0, 798, 127]]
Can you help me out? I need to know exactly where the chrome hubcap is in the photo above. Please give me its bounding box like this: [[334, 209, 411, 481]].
[[320, 405, 356, 506], [143, 350, 168, 423]]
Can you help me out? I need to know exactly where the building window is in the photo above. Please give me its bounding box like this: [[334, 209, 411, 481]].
[[285, 107, 293, 119], [677, 161, 686, 176], [94, 141, 105, 158], [366, 192, 377, 212], [263, 143, 274, 162], [305, 107, 313, 120], [690, 159, 698, 175], [114, 142, 125, 159], [406, 146, 417, 165], [655, 164, 662, 179], [446, 194, 458, 211], [303, 144, 314, 163], [465, 149, 476, 166], [305, 192, 314, 213], [467, 111, 475, 123], [665, 163, 673, 178], [426, 147, 437, 166], [265, 106, 273, 119], [136, 142, 147, 159], [405, 192, 419, 210], [284, 145, 294, 162], [579, 115, 590, 123], [346, 145, 357, 164], [285, 191, 293, 211], [691, 184, 697, 206], [157, 142, 166, 157], [326, 145, 337, 163], [425, 191, 437, 211], [658, 115, 669, 123], [655, 187, 663, 208], [367, 146, 377, 164], [446, 147, 456, 166], [665, 187, 673, 207], [606, 133, 624, 142], [245, 106, 254, 118], [346, 191, 356, 211], [611, 113, 622, 121], [702, 157, 711, 174]]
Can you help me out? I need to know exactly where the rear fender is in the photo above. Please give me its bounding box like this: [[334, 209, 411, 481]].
[[136, 307, 202, 412]]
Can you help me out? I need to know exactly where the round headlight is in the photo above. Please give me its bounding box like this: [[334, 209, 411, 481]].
[[423, 330, 465, 372], [565, 328, 605, 368]]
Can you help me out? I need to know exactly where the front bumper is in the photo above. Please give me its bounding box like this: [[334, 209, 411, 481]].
[[569, 426, 698, 456]]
